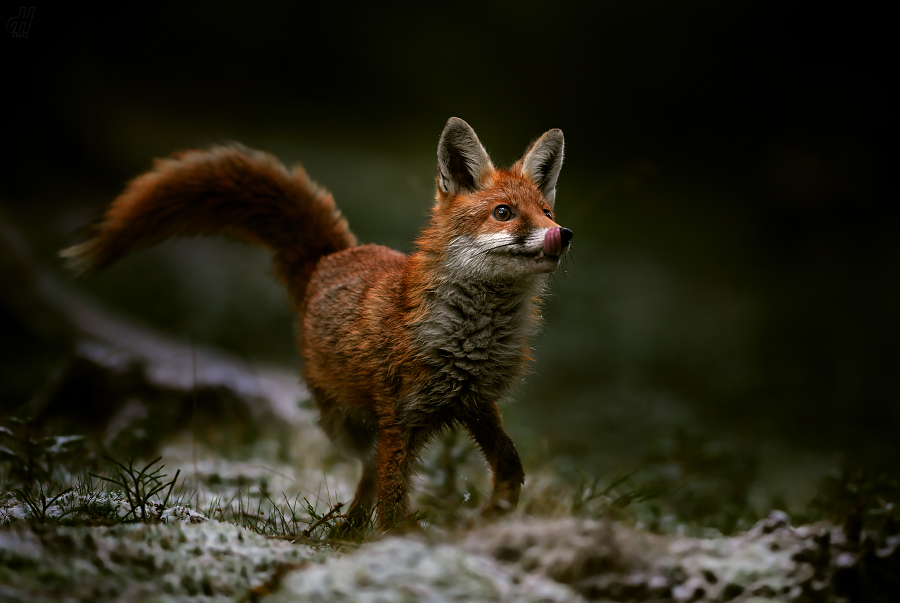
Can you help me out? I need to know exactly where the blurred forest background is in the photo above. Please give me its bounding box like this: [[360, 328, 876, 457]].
[[2, 2, 896, 513]]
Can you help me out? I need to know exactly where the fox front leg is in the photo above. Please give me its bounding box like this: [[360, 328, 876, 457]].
[[462, 405, 525, 515]]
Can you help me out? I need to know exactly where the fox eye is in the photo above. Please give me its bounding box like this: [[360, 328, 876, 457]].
[[543, 209, 553, 219], [492, 205, 513, 221]]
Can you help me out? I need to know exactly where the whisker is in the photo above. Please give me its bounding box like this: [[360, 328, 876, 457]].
[[566, 245, 578, 272]]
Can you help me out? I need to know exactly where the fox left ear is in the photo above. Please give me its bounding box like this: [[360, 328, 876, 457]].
[[521, 129, 564, 206], [437, 117, 494, 197]]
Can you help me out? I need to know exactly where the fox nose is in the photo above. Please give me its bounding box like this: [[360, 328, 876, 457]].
[[543, 227, 574, 256]]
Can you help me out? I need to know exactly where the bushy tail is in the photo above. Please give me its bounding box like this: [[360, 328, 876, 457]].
[[60, 144, 357, 308]]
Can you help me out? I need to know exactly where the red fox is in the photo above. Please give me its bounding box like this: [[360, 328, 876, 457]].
[[61, 118, 572, 529]]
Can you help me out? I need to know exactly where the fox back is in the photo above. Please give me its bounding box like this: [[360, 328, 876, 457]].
[[62, 117, 572, 529]]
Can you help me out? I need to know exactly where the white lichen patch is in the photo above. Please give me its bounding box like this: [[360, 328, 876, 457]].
[[666, 512, 806, 600], [265, 537, 585, 603], [159, 504, 208, 524], [0, 497, 27, 523], [0, 488, 207, 526], [462, 512, 839, 602], [0, 520, 322, 602]]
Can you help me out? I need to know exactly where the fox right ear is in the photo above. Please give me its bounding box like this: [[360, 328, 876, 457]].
[[437, 117, 493, 196], [521, 129, 564, 206]]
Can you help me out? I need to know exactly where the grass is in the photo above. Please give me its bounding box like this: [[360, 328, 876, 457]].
[[203, 481, 426, 547], [0, 416, 428, 544], [91, 456, 180, 522], [0, 417, 86, 489], [4, 414, 900, 548], [2, 412, 655, 543], [12, 482, 74, 525], [570, 469, 675, 517], [798, 467, 900, 543]]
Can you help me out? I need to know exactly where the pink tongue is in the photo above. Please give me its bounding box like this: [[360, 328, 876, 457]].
[[543, 228, 561, 256]]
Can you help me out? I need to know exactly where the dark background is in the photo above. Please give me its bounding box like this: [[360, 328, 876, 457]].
[[2, 2, 897, 507]]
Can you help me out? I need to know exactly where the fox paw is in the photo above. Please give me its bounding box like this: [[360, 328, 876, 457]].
[[481, 498, 516, 519]]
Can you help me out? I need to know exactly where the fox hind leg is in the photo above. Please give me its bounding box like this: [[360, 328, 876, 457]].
[[374, 422, 430, 530], [345, 457, 376, 527], [311, 387, 378, 528]]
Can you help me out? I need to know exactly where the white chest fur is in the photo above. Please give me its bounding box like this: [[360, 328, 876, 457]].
[[407, 277, 544, 418]]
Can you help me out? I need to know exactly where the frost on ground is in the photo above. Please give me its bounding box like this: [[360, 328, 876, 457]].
[[1, 489, 206, 526], [265, 538, 584, 603], [464, 511, 900, 602], [0, 520, 321, 603], [5, 505, 900, 602]]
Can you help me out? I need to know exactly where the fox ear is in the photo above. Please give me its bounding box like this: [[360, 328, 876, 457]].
[[521, 129, 564, 206], [437, 117, 493, 196]]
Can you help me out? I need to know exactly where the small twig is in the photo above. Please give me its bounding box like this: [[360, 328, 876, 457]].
[[301, 501, 344, 537]]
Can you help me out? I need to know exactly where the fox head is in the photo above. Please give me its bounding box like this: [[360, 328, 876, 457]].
[[426, 117, 572, 282]]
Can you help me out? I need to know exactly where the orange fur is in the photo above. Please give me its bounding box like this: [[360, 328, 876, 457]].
[[62, 118, 571, 529], [61, 144, 356, 307]]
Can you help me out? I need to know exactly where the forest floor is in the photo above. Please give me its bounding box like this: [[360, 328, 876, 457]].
[[2, 317, 898, 602]]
